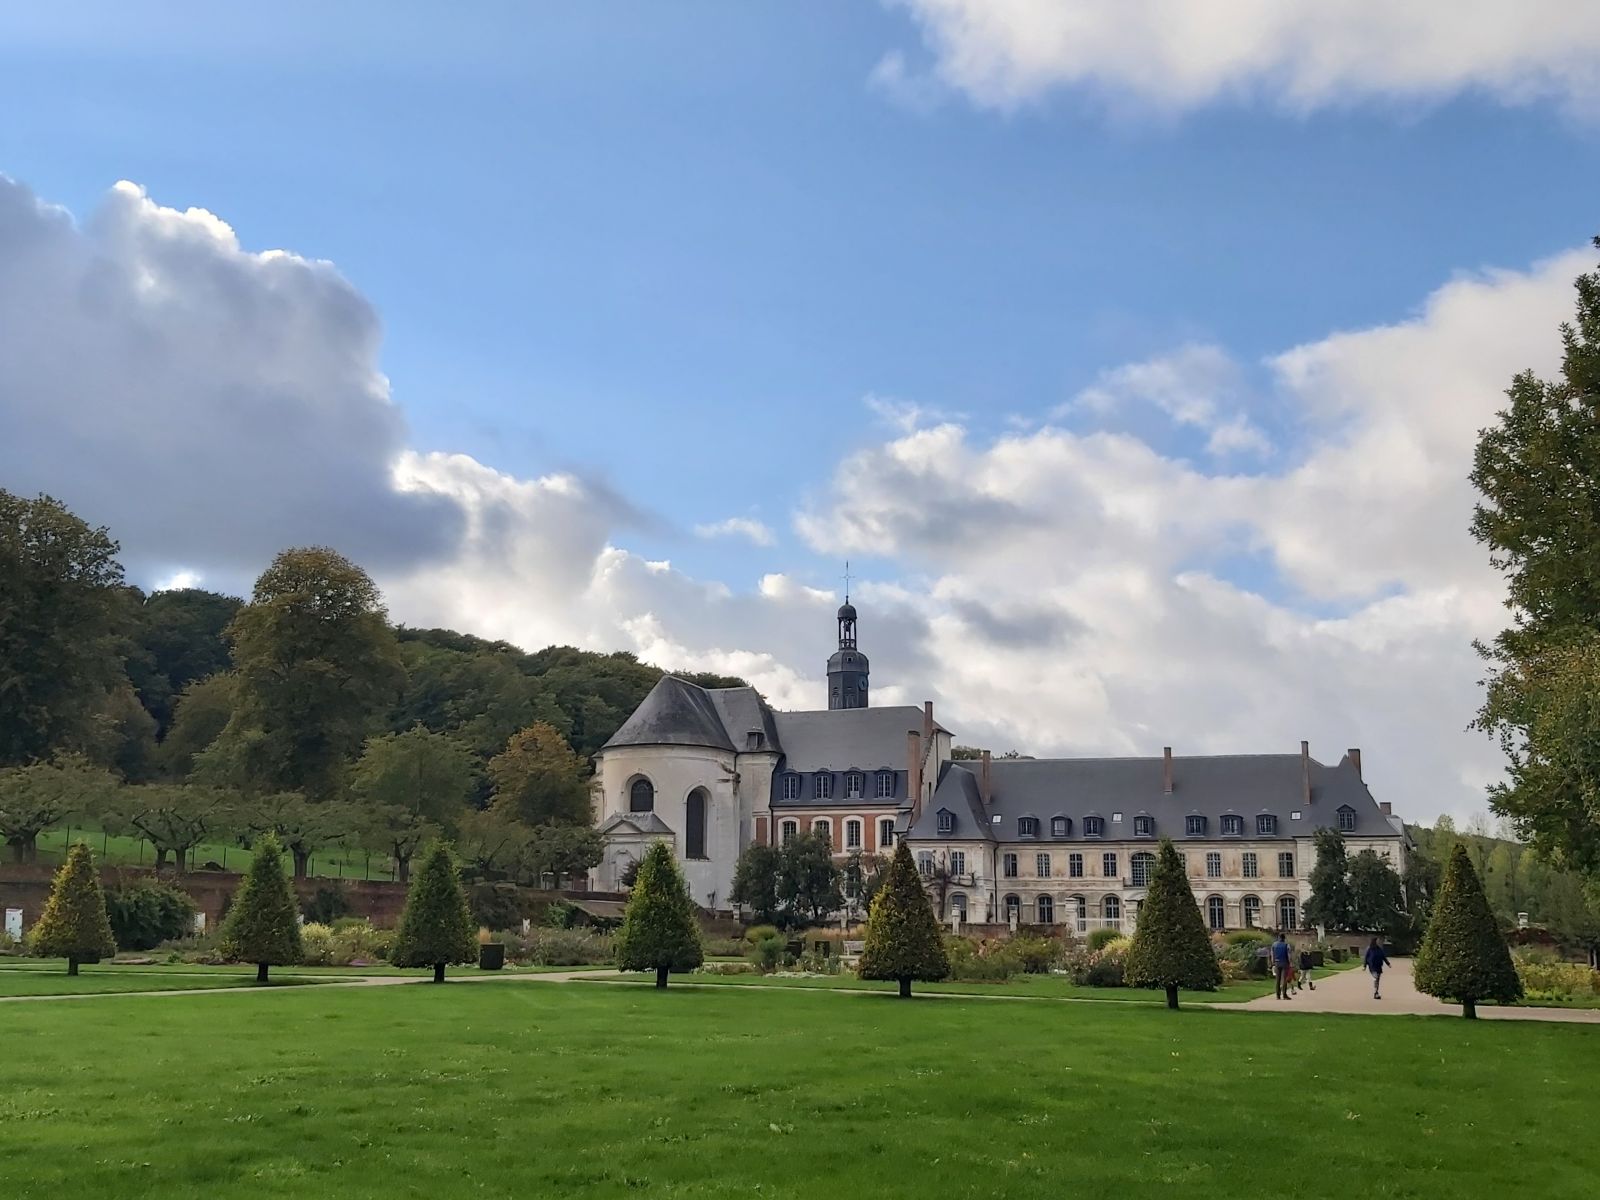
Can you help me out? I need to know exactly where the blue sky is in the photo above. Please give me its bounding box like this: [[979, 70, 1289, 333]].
[[4, 3, 1600, 818]]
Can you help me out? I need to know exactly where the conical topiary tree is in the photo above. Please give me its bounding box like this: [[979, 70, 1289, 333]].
[[615, 841, 704, 988], [28, 842, 116, 975], [859, 839, 950, 998], [1125, 839, 1222, 1009], [391, 841, 477, 983], [1414, 842, 1522, 1018], [219, 834, 303, 983]]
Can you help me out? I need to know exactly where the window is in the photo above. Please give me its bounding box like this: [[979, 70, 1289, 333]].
[[1003, 894, 1021, 924], [1036, 895, 1054, 924], [1102, 852, 1118, 878], [1242, 852, 1259, 879], [879, 818, 895, 848], [1003, 853, 1018, 878], [1084, 816, 1104, 838], [780, 773, 800, 801], [629, 778, 655, 813], [1207, 895, 1226, 931], [813, 819, 831, 843], [1278, 895, 1298, 930], [936, 809, 955, 835], [1337, 805, 1357, 833], [781, 819, 798, 845], [1111, 812, 1123, 823], [1185, 814, 1206, 836], [1256, 814, 1277, 836], [1018, 816, 1040, 837], [876, 771, 895, 799], [1072, 894, 1088, 932], [845, 820, 862, 850], [950, 893, 967, 921], [844, 772, 864, 799], [949, 851, 966, 876], [685, 789, 707, 859], [1036, 853, 1051, 878], [1068, 852, 1084, 878], [1221, 814, 1244, 837], [917, 852, 934, 878], [1133, 814, 1154, 837], [1278, 852, 1295, 878], [1102, 895, 1121, 922], [1051, 816, 1070, 837], [1205, 852, 1222, 878], [1242, 895, 1261, 928], [1131, 851, 1156, 888], [815, 773, 833, 800]]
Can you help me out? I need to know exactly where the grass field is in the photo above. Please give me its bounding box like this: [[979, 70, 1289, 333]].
[[0, 960, 602, 995], [33, 827, 395, 880], [1, 981, 1595, 1198]]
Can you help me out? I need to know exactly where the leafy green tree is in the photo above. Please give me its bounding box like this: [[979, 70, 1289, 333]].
[[0, 491, 128, 766], [858, 840, 950, 998], [730, 844, 781, 925], [614, 841, 703, 988], [27, 842, 116, 974], [1304, 828, 1355, 932], [454, 808, 535, 880], [350, 728, 478, 881], [1125, 839, 1222, 1009], [777, 831, 843, 925], [239, 791, 360, 879], [104, 783, 236, 873], [105, 879, 198, 950], [219, 835, 303, 983], [1415, 843, 1523, 1018], [125, 588, 241, 736], [157, 674, 235, 780], [0, 753, 115, 863], [1348, 849, 1407, 937], [209, 547, 403, 801], [522, 823, 605, 886], [391, 842, 478, 983], [1402, 844, 1443, 938], [487, 721, 590, 826]]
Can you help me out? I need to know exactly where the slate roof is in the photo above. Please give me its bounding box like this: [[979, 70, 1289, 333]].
[[907, 753, 1393, 842], [770, 706, 937, 773], [602, 676, 739, 752], [598, 811, 675, 836]]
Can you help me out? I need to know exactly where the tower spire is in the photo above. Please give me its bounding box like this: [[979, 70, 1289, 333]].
[[827, 582, 868, 709]]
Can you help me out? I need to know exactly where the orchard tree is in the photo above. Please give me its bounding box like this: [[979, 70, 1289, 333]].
[[523, 823, 605, 887], [106, 783, 236, 873], [487, 721, 590, 826], [454, 808, 535, 880], [1125, 839, 1222, 1009], [1304, 828, 1355, 932], [859, 840, 949, 998], [1415, 843, 1523, 1018], [219, 835, 303, 983], [730, 844, 781, 925], [239, 791, 358, 879], [0, 491, 128, 765], [28, 842, 116, 974], [351, 728, 478, 881], [615, 841, 703, 988], [391, 842, 477, 983], [0, 753, 115, 863]]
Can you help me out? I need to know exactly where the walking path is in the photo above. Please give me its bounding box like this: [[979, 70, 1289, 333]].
[[1225, 956, 1600, 1024]]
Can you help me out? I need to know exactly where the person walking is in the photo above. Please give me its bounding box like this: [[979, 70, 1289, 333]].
[[1295, 947, 1315, 992], [1364, 937, 1389, 1000], [1271, 932, 1293, 1000]]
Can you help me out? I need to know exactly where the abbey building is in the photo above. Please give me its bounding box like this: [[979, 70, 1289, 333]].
[[590, 601, 1407, 933]]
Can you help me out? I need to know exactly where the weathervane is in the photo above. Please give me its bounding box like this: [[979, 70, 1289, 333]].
[[842, 559, 851, 601]]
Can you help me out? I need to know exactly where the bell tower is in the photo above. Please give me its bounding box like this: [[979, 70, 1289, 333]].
[[827, 569, 869, 709]]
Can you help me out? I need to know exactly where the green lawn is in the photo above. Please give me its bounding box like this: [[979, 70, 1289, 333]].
[[1, 982, 1595, 1198], [34, 826, 396, 880], [0, 963, 335, 997]]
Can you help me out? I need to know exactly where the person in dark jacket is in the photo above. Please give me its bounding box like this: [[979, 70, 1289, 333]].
[[1271, 932, 1293, 999], [1364, 937, 1390, 1000], [1295, 947, 1315, 992]]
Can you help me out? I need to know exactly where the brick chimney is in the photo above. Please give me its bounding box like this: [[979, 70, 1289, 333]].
[[923, 700, 935, 745], [907, 730, 924, 821], [1162, 746, 1173, 795], [980, 749, 992, 804], [1347, 747, 1362, 780], [1301, 740, 1312, 805], [1380, 801, 1392, 816]]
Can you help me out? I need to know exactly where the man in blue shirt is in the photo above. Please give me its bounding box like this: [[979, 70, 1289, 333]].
[[1271, 932, 1293, 1000]]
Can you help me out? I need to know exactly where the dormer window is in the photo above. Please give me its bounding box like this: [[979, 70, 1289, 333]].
[[781, 773, 801, 801], [1221, 814, 1243, 837], [1018, 816, 1040, 838], [1185, 814, 1206, 836], [1257, 814, 1277, 836], [844, 771, 864, 799], [1133, 814, 1154, 838], [1051, 815, 1070, 838], [876, 771, 895, 799], [936, 809, 955, 835], [1337, 805, 1357, 832], [1084, 815, 1105, 838], [815, 772, 833, 800]]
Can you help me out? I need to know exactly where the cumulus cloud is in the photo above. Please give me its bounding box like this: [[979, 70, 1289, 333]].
[[881, 0, 1600, 114], [694, 516, 777, 547]]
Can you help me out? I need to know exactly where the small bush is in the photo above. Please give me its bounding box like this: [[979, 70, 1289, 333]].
[[748, 932, 787, 973], [300, 922, 336, 965], [946, 937, 1020, 982], [744, 924, 781, 944], [510, 927, 613, 966], [704, 936, 747, 957], [1008, 933, 1062, 974], [468, 882, 527, 931], [698, 961, 757, 975], [0, 930, 22, 956], [541, 899, 580, 929], [105, 880, 198, 951], [301, 883, 352, 925], [1067, 936, 1130, 988], [1515, 958, 1600, 1003], [1086, 927, 1123, 953], [1225, 929, 1273, 948]]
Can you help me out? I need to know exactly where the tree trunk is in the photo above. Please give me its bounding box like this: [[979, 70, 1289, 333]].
[[396, 855, 411, 884], [67, 956, 79, 977], [433, 963, 446, 984], [655, 964, 669, 989], [292, 848, 310, 878], [16, 835, 37, 864], [1166, 985, 1179, 1010], [154, 847, 170, 872], [257, 962, 269, 984], [899, 977, 911, 998], [1463, 999, 1477, 1020]]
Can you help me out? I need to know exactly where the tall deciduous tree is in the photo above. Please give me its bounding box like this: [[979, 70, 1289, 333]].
[[125, 588, 241, 737], [777, 831, 844, 925], [1472, 242, 1600, 872], [0, 491, 128, 765], [158, 674, 235, 780], [28, 842, 116, 974], [219, 835, 303, 983], [614, 841, 703, 988], [350, 728, 478, 881], [859, 840, 949, 998], [1126, 839, 1222, 1009], [0, 753, 115, 863], [1304, 828, 1355, 932], [730, 844, 782, 925], [487, 721, 590, 826], [391, 842, 477, 983], [1415, 844, 1523, 1018], [1348, 849, 1407, 937], [209, 547, 402, 801]]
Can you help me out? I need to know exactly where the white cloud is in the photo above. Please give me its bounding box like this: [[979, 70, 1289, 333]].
[[694, 517, 777, 547], [882, 0, 1600, 114]]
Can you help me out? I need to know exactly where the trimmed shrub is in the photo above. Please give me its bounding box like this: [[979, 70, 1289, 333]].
[[1225, 929, 1273, 948], [28, 843, 116, 974], [392, 843, 478, 982], [507, 927, 613, 966], [1008, 933, 1062, 975], [859, 841, 950, 998], [1125, 840, 1223, 1007], [947, 936, 1022, 982], [1086, 927, 1123, 953], [1415, 843, 1522, 1018], [704, 936, 747, 958], [105, 879, 197, 951], [218, 835, 303, 984], [615, 842, 704, 987], [748, 931, 787, 973], [744, 924, 781, 943], [1515, 957, 1600, 1003]]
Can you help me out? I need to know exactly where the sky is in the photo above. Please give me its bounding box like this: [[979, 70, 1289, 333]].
[[4, 2, 1600, 825]]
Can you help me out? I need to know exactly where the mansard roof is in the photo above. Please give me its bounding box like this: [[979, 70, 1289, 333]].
[[771, 705, 938, 774]]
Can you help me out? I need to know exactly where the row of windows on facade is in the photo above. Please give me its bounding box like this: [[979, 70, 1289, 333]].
[[778, 816, 896, 850], [935, 808, 1360, 838], [945, 892, 1299, 931], [918, 849, 1297, 884], [778, 770, 896, 801]]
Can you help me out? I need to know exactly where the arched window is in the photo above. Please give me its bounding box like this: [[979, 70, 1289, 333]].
[[1036, 895, 1054, 924], [1207, 895, 1225, 931], [1102, 895, 1122, 923], [685, 789, 708, 859], [845, 771, 864, 799], [1071, 894, 1087, 932], [1003, 894, 1021, 924], [815, 772, 833, 800], [950, 893, 968, 921], [1242, 895, 1262, 928], [845, 819, 863, 850], [781, 773, 801, 801], [629, 778, 655, 813], [812, 818, 832, 844], [876, 771, 895, 798], [780, 820, 798, 845], [1131, 851, 1156, 887], [1278, 895, 1298, 930]]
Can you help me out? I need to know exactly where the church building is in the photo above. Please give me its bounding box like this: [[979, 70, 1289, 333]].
[[589, 600, 1407, 933]]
